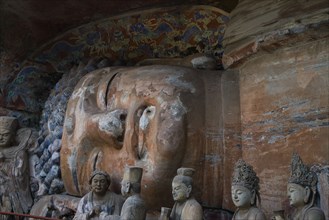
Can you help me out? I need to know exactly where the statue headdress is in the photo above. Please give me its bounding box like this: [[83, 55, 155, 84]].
[[89, 170, 111, 184], [123, 166, 143, 184], [177, 167, 195, 177], [0, 116, 18, 131], [173, 167, 195, 186], [232, 159, 260, 192], [288, 152, 317, 190]]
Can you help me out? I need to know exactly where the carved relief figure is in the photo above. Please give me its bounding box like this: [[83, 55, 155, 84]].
[[61, 65, 207, 209], [0, 116, 34, 218], [73, 170, 124, 220], [287, 153, 325, 220], [159, 207, 171, 220], [169, 167, 203, 220], [120, 166, 146, 220], [231, 159, 266, 220]]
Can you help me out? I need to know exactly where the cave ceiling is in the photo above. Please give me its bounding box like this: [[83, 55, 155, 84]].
[[0, 0, 238, 62]]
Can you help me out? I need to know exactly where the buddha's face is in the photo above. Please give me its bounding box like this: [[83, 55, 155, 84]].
[[231, 185, 253, 209], [0, 128, 14, 148], [287, 183, 307, 207], [61, 65, 205, 209], [172, 180, 191, 203], [91, 174, 109, 195]]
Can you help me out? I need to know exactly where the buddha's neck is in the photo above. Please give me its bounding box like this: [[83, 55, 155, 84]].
[[93, 192, 106, 202], [237, 205, 253, 216]]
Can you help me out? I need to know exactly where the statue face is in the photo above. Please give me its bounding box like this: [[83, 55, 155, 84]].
[[231, 185, 253, 209], [287, 183, 306, 207], [172, 180, 190, 202], [61, 66, 205, 209], [91, 174, 109, 195], [0, 129, 14, 148]]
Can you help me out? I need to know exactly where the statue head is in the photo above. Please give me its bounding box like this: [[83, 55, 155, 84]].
[[0, 116, 18, 149], [287, 153, 317, 208], [121, 166, 143, 197], [89, 170, 111, 195], [231, 159, 260, 209], [61, 65, 206, 209], [172, 167, 195, 203]]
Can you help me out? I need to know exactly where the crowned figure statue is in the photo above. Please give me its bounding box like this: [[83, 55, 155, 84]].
[[0, 116, 34, 219], [231, 159, 266, 220], [287, 153, 325, 220]]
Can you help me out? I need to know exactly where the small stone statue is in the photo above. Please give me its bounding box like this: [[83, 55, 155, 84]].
[[286, 153, 325, 220], [231, 159, 266, 220], [73, 170, 124, 220], [159, 207, 171, 220], [120, 166, 147, 220], [169, 167, 203, 220], [0, 116, 34, 218]]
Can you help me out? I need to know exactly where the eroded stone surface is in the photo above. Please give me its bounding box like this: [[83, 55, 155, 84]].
[[222, 0, 329, 68], [238, 37, 329, 218], [60, 65, 225, 210]]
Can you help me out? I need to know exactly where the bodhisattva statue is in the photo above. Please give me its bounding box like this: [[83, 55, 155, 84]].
[[73, 170, 124, 220], [0, 116, 34, 218], [169, 167, 203, 220], [120, 166, 146, 220], [286, 153, 325, 220], [231, 159, 266, 220]]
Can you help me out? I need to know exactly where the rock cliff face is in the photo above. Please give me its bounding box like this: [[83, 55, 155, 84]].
[[0, 0, 328, 219], [222, 0, 329, 218]]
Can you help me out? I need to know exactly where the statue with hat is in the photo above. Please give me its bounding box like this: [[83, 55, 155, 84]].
[[286, 152, 325, 220], [168, 167, 203, 220], [0, 116, 35, 218], [231, 159, 265, 220], [73, 170, 124, 220], [120, 166, 147, 220]]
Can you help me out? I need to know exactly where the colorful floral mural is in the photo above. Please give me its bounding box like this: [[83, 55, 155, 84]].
[[31, 5, 229, 71]]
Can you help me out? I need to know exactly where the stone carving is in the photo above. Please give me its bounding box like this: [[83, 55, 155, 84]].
[[310, 164, 329, 220], [159, 207, 171, 220], [0, 116, 34, 217], [30, 195, 80, 219], [73, 170, 124, 220], [120, 166, 146, 220], [231, 159, 265, 220], [286, 153, 325, 220], [32, 59, 111, 198], [136, 53, 218, 70], [60, 65, 210, 209], [169, 167, 203, 220]]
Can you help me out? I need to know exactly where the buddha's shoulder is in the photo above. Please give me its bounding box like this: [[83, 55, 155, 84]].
[[248, 207, 266, 219], [185, 198, 202, 209], [304, 206, 325, 220]]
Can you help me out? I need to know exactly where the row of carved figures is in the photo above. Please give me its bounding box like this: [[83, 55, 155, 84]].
[[70, 154, 325, 220], [0, 116, 326, 220]]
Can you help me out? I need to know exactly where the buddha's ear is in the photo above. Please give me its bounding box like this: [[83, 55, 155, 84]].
[[304, 186, 311, 203], [251, 189, 256, 205]]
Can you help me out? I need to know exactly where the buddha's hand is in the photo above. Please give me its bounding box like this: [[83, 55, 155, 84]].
[[88, 206, 101, 219]]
